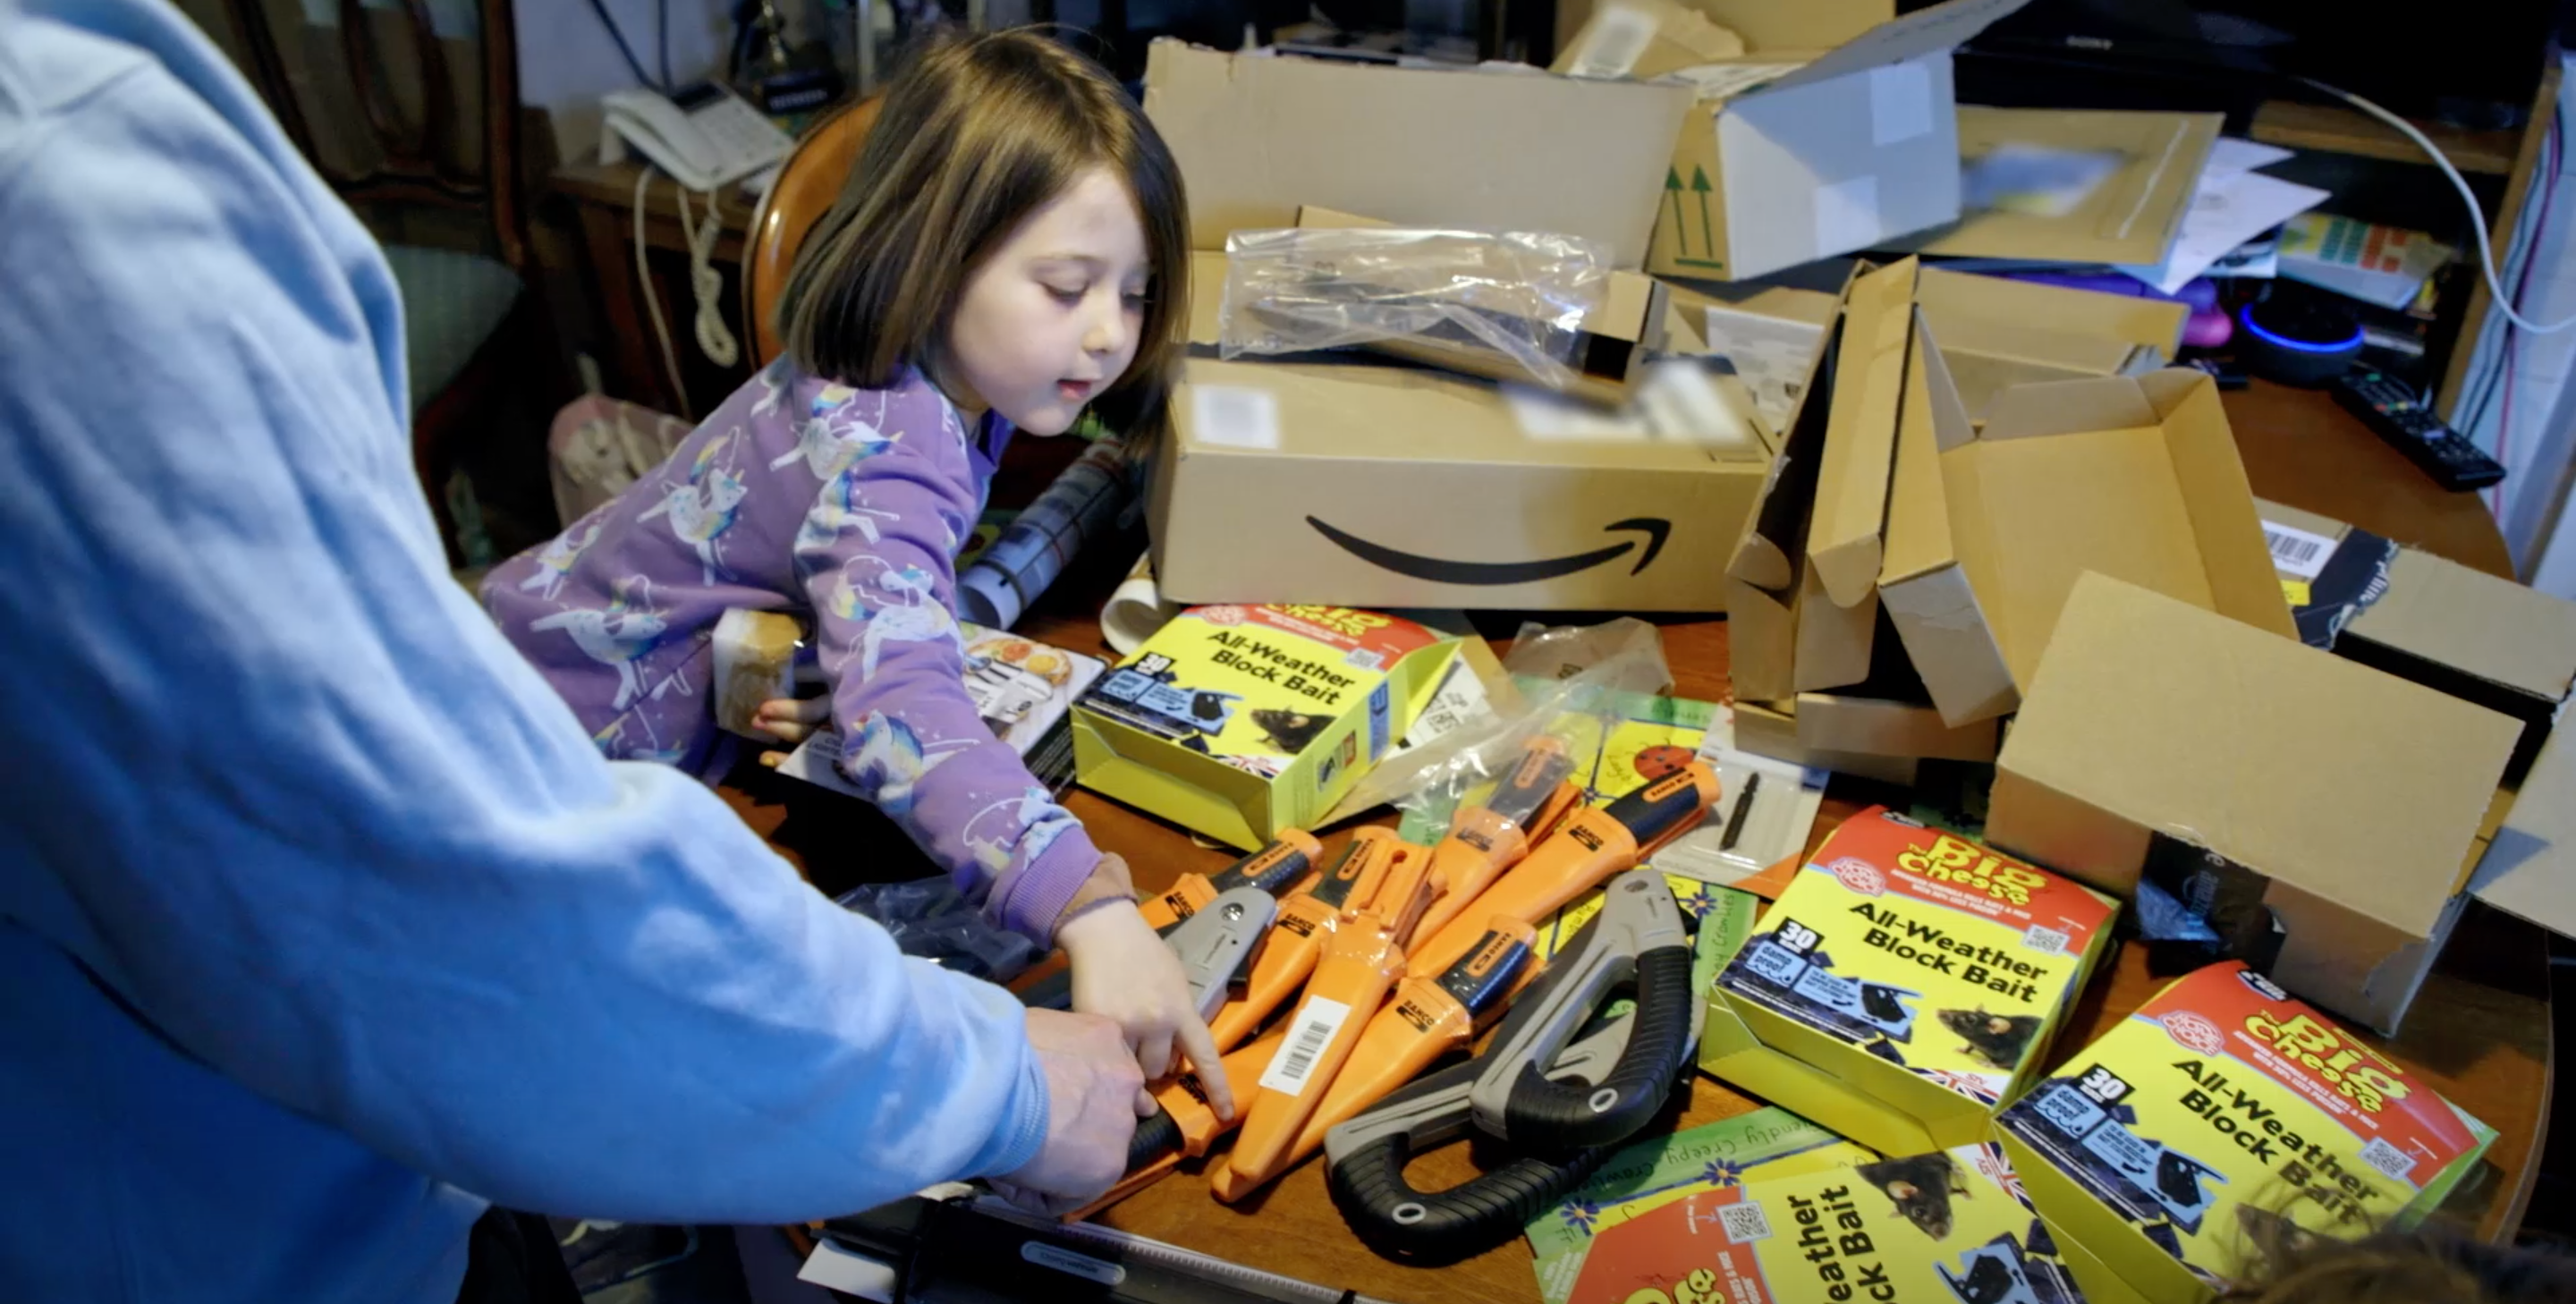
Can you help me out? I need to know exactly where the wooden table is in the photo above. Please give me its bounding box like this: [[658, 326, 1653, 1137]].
[[731, 380, 2553, 1303]]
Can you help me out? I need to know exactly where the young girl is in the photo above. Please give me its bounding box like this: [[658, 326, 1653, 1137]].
[[483, 30, 1227, 1119]]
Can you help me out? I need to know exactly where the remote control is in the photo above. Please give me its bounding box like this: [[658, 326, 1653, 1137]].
[[2331, 368, 2505, 492]]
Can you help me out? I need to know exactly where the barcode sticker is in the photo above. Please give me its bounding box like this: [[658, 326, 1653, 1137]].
[[2359, 1137, 2419, 1181], [2022, 924, 2070, 956], [1717, 1201, 1775, 1244], [2261, 520, 2337, 580], [1566, 4, 1656, 79], [1191, 385, 1280, 451], [1258, 995, 1354, 1095]]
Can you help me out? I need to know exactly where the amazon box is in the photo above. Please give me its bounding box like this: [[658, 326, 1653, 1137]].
[[1996, 961, 2496, 1304], [1987, 574, 2522, 1035], [1556, 0, 2029, 281], [1280, 207, 1673, 405], [1895, 107, 2221, 267], [1704, 805, 2119, 1158], [1144, 39, 1691, 271], [1157, 253, 1768, 612], [2258, 500, 2576, 785]]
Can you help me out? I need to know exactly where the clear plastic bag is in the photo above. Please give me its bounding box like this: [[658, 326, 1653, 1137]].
[[834, 877, 1042, 984], [1217, 227, 1611, 391], [1377, 618, 1674, 839]]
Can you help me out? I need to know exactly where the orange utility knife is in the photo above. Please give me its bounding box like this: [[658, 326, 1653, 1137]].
[[1208, 834, 1444, 1201], [1208, 827, 1421, 1052], [1405, 761, 1721, 980], [1410, 735, 1583, 946], [1141, 829, 1324, 931], [1224, 918, 1541, 1201]]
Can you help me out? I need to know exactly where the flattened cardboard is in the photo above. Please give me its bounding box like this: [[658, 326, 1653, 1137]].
[[1144, 40, 1692, 270], [1987, 573, 2522, 1034], [1901, 107, 2223, 265], [1287, 207, 1671, 403], [1633, 0, 2032, 280], [1883, 366, 2295, 724], [1682, 0, 1888, 54], [1916, 265, 2188, 361]]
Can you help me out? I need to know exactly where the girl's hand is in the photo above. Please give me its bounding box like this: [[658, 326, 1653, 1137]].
[[751, 695, 830, 746], [1056, 890, 1235, 1124]]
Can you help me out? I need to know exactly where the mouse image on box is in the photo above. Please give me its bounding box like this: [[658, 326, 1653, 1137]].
[[1858, 1152, 1970, 1240], [1250, 707, 1331, 755], [1939, 1008, 2046, 1070]]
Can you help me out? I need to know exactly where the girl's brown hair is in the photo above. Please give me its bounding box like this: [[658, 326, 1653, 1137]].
[[775, 29, 1189, 453]]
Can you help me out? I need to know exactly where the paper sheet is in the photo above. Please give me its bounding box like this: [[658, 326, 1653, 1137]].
[[1700, 306, 1826, 431], [2116, 167, 2329, 296]]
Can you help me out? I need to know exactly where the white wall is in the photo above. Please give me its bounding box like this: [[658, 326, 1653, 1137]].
[[519, 0, 754, 161]]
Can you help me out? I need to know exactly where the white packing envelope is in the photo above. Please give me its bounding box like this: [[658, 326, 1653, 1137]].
[[2116, 165, 2328, 296]]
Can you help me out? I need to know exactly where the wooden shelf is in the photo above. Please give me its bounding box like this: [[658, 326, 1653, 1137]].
[[2251, 98, 2521, 175]]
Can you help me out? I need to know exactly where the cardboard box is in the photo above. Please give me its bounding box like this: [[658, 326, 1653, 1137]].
[[1987, 573, 2522, 1034], [1705, 807, 2118, 1159], [2259, 500, 2576, 784], [1670, 267, 2186, 426], [1878, 351, 2297, 727], [1797, 259, 1918, 691], [1143, 39, 1692, 271], [1555, 0, 2029, 281], [1072, 604, 1461, 849], [1718, 287, 1849, 701], [1153, 355, 1768, 611], [1795, 691, 1997, 762], [1996, 961, 2496, 1304], [1731, 699, 1921, 787], [1567, 1141, 2080, 1304], [1283, 207, 1673, 404], [1899, 107, 2222, 266]]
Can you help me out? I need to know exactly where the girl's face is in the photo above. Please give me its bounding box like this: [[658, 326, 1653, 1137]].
[[943, 165, 1150, 436]]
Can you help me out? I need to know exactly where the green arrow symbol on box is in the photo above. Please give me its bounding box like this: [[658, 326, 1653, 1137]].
[[1665, 167, 1689, 256], [1691, 165, 1715, 264]]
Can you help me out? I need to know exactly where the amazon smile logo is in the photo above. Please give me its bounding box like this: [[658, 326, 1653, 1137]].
[[1304, 517, 1672, 586]]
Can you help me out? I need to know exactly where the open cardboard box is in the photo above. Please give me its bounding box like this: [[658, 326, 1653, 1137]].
[[1870, 319, 2292, 726], [1262, 207, 1672, 405], [1987, 573, 2526, 1035], [1143, 38, 1691, 271], [2260, 499, 2576, 785], [1155, 255, 1768, 612], [1555, 0, 2031, 280], [1667, 266, 2185, 431], [1894, 106, 2221, 266]]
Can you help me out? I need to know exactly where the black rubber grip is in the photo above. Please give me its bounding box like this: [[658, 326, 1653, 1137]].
[[1504, 944, 1695, 1154], [1127, 1106, 1182, 1173], [1327, 1131, 1614, 1266]]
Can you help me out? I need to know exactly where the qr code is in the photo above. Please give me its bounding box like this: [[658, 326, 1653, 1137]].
[[2022, 925, 2070, 956], [2359, 1137, 2419, 1181], [1718, 1202, 1774, 1244]]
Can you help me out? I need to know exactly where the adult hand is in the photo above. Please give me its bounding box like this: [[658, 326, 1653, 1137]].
[[994, 1008, 1149, 1212], [1057, 895, 1234, 1123]]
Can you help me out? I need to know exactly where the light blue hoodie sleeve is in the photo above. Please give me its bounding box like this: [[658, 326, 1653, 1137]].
[[0, 0, 1044, 1225]]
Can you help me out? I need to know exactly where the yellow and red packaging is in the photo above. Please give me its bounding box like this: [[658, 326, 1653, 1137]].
[[1568, 1141, 2080, 1304], [1072, 604, 1462, 849], [1703, 807, 2119, 1158], [1995, 961, 2497, 1304]]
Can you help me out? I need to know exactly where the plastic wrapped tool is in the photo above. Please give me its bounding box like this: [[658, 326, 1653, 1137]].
[[1218, 227, 1610, 391], [954, 434, 1137, 630]]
